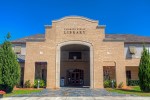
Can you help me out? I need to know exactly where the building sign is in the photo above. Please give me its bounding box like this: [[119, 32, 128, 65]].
[[64, 28, 85, 34]]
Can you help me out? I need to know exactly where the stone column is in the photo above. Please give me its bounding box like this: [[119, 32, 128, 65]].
[[46, 49, 56, 89], [93, 60, 104, 88], [116, 62, 127, 88], [24, 61, 35, 86]]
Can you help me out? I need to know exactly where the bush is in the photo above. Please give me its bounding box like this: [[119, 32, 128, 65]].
[[127, 80, 139, 86], [104, 80, 116, 88], [118, 82, 124, 88], [104, 80, 111, 88], [34, 79, 46, 88], [0, 33, 21, 93], [0, 84, 13, 93], [139, 45, 150, 92], [24, 80, 31, 88]]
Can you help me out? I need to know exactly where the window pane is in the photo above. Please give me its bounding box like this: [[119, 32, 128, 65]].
[[69, 52, 81, 59], [126, 70, 131, 80]]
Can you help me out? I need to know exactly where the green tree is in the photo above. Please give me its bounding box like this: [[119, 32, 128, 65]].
[[0, 33, 21, 93], [138, 45, 150, 92], [0, 45, 2, 84]]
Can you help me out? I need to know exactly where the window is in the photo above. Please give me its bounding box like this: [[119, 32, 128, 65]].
[[69, 52, 82, 59], [42, 69, 45, 80], [129, 46, 136, 54], [126, 70, 131, 80], [14, 46, 21, 54]]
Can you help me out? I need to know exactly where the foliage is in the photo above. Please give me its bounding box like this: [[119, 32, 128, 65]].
[[104, 80, 116, 88], [0, 33, 21, 93], [104, 80, 111, 88], [127, 80, 139, 86], [24, 80, 31, 88], [118, 82, 124, 88], [138, 45, 150, 92], [34, 79, 46, 88], [0, 48, 2, 84], [6, 32, 11, 40]]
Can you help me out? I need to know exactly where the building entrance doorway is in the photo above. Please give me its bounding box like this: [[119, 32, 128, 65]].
[[67, 69, 84, 86], [58, 42, 93, 88]]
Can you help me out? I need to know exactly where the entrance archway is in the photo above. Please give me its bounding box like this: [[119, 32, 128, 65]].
[[56, 41, 93, 88]]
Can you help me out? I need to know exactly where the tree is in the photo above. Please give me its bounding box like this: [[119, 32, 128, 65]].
[[0, 46, 2, 84], [0, 33, 21, 93], [138, 45, 150, 92]]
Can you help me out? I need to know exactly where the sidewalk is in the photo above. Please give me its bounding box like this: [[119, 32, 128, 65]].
[[1, 97, 150, 100]]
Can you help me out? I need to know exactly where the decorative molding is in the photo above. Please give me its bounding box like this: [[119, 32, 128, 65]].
[[52, 16, 98, 23]]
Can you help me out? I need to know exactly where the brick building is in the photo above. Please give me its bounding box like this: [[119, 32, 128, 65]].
[[11, 16, 150, 89]]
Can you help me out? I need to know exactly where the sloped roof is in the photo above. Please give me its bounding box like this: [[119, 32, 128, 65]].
[[11, 33, 150, 43], [105, 34, 150, 43], [11, 34, 45, 43]]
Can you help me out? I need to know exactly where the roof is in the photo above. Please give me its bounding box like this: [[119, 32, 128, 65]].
[[11, 33, 150, 43], [11, 34, 45, 43], [105, 34, 150, 43]]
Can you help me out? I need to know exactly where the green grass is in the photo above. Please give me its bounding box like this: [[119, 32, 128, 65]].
[[106, 86, 150, 96], [4, 89, 42, 97]]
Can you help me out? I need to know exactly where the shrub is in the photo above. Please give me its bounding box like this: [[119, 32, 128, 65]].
[[139, 45, 150, 92], [104, 80, 111, 88], [34, 79, 46, 88], [0, 33, 21, 93], [0, 84, 13, 93], [127, 80, 139, 86], [24, 80, 31, 88], [118, 82, 124, 88], [104, 80, 116, 88]]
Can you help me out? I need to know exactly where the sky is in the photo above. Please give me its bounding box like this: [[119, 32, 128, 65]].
[[0, 0, 150, 43]]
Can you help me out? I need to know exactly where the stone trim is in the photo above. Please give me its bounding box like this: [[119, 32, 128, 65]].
[[53, 16, 98, 23]]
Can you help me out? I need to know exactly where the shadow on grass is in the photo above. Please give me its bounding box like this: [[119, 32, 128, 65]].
[[118, 89, 142, 93]]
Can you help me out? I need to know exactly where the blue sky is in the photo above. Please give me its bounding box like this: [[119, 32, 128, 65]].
[[0, 0, 150, 43]]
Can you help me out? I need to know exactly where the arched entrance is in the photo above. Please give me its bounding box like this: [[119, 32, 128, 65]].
[[56, 41, 93, 88]]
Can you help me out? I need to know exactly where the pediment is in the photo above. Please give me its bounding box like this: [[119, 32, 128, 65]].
[[52, 16, 98, 23]]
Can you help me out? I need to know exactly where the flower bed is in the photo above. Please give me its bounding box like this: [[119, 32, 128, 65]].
[[0, 90, 6, 98]]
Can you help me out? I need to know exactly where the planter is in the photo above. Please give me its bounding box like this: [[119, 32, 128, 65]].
[[0, 94, 3, 98]]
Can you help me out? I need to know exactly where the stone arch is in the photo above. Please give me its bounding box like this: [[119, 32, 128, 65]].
[[56, 40, 94, 88]]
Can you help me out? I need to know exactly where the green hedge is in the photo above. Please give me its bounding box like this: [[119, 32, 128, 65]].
[[127, 80, 139, 86]]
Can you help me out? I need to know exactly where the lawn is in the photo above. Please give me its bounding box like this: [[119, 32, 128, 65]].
[[4, 89, 43, 97], [106, 86, 150, 96]]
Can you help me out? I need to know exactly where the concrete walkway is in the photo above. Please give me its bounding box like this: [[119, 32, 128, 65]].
[[1, 97, 150, 100], [4, 88, 135, 97], [1, 88, 150, 100]]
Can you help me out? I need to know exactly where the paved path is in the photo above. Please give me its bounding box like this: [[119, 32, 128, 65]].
[[1, 97, 150, 100], [5, 88, 135, 97], [1, 88, 150, 100]]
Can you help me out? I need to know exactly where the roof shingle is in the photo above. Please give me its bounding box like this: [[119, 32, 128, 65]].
[[11, 34, 150, 43]]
